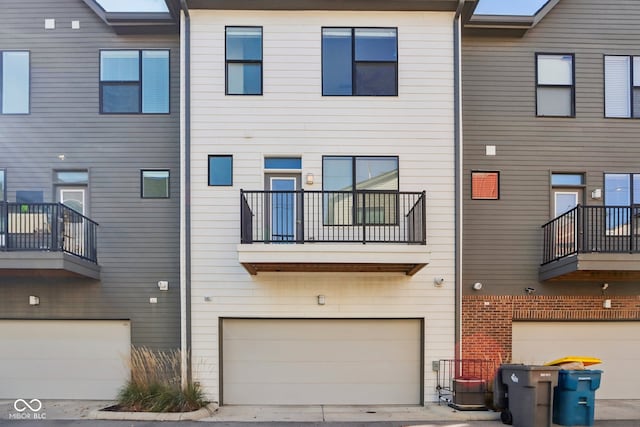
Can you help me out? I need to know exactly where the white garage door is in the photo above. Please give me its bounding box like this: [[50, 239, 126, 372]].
[[0, 320, 131, 399], [222, 318, 422, 405], [512, 321, 640, 399]]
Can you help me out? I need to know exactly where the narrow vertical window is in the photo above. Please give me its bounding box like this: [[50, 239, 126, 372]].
[[604, 55, 640, 118], [141, 170, 170, 198], [100, 49, 169, 114], [536, 54, 574, 117], [0, 169, 5, 202], [322, 28, 397, 96], [471, 171, 499, 200], [209, 155, 233, 186], [226, 27, 262, 95], [1, 51, 30, 114]]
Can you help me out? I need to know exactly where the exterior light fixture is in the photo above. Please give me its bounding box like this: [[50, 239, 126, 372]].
[[306, 173, 314, 185]]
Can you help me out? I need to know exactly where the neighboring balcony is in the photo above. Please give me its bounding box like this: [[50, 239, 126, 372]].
[[238, 190, 429, 275], [0, 202, 100, 279], [540, 205, 640, 281]]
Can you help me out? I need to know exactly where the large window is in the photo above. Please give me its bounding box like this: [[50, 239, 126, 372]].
[[1, 51, 30, 114], [536, 53, 574, 117], [322, 28, 398, 96], [604, 173, 640, 234], [100, 50, 169, 114], [323, 156, 398, 225], [604, 55, 640, 118], [226, 27, 262, 95]]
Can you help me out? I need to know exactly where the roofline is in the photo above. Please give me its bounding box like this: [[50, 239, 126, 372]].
[[81, 0, 179, 34], [183, 0, 466, 11], [464, 0, 560, 37]]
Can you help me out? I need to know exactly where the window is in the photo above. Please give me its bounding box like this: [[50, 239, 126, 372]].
[[1, 51, 30, 114], [0, 169, 5, 202], [471, 171, 499, 200], [16, 191, 43, 204], [322, 28, 398, 96], [323, 156, 398, 225], [226, 27, 262, 95], [604, 55, 640, 118], [100, 50, 169, 114], [551, 173, 584, 186], [209, 155, 233, 186], [141, 170, 169, 198], [264, 158, 302, 170], [536, 53, 574, 117], [604, 173, 640, 235]]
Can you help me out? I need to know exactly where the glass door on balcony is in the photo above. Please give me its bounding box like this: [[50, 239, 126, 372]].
[[266, 175, 300, 242], [554, 191, 580, 217]]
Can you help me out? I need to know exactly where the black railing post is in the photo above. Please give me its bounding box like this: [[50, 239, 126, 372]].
[[299, 189, 305, 243], [630, 205, 634, 254], [240, 189, 245, 243], [421, 191, 427, 245], [361, 191, 366, 244], [0, 202, 6, 251]]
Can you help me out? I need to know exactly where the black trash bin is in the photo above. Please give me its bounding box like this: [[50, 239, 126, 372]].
[[497, 364, 560, 427], [553, 369, 602, 426]]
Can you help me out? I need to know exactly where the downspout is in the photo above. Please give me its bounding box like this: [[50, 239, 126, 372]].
[[454, 0, 464, 362], [179, 0, 192, 388]]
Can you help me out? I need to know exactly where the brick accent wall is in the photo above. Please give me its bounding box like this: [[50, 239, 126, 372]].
[[462, 295, 640, 363]]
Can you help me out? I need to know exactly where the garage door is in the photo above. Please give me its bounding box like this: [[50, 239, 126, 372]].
[[0, 320, 131, 399], [222, 318, 422, 405], [512, 321, 640, 399]]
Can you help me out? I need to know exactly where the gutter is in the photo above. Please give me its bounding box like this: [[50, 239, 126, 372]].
[[179, 0, 192, 388], [453, 0, 464, 362]]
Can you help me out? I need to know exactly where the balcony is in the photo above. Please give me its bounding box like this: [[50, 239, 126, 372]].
[[238, 190, 429, 275], [0, 202, 100, 279], [540, 205, 640, 281]]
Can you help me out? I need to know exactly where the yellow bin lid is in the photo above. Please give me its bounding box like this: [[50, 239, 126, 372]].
[[544, 356, 602, 366]]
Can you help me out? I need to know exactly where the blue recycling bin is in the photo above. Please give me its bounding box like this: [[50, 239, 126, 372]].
[[553, 369, 602, 426]]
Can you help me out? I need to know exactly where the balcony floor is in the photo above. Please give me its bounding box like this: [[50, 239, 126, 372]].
[[0, 251, 101, 279], [540, 253, 640, 282], [238, 243, 430, 276]]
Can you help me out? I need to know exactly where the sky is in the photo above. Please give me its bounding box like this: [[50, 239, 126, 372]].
[[95, 0, 550, 16], [96, 0, 168, 12], [475, 0, 550, 15]]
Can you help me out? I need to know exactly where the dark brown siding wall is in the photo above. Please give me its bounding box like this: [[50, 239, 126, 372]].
[[0, 0, 180, 349], [462, 0, 640, 297]]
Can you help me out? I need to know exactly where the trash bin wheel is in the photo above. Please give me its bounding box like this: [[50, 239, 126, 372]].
[[500, 409, 513, 425]]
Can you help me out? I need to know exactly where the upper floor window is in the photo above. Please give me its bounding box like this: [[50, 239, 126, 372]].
[[209, 155, 233, 186], [141, 170, 170, 198], [322, 28, 398, 96], [100, 49, 169, 114], [323, 156, 399, 225], [471, 171, 499, 200], [226, 27, 262, 95], [536, 53, 574, 117], [1, 51, 30, 114], [0, 169, 5, 202], [604, 55, 640, 118]]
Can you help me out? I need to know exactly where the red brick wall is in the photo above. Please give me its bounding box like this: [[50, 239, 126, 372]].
[[462, 295, 640, 363]]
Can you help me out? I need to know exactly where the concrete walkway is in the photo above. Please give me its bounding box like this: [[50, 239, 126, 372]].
[[1, 399, 639, 422]]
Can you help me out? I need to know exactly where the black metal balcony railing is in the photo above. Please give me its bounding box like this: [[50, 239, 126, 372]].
[[241, 190, 427, 244], [0, 202, 99, 263], [541, 205, 640, 265]]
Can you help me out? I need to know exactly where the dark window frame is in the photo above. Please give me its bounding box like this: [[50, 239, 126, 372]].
[[603, 54, 640, 119], [225, 26, 263, 96], [140, 169, 170, 199], [471, 170, 500, 200], [99, 49, 170, 115], [322, 155, 400, 226], [0, 50, 31, 115], [535, 52, 575, 118], [208, 155, 234, 186], [321, 27, 399, 97]]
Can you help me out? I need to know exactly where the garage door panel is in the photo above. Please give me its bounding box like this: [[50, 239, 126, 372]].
[[222, 318, 421, 405], [224, 382, 418, 405], [225, 339, 419, 362], [0, 320, 131, 400], [512, 321, 640, 400]]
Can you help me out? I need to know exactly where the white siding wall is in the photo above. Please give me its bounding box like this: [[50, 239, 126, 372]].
[[188, 10, 455, 403]]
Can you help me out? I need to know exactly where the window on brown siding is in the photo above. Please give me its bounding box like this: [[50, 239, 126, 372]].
[[472, 171, 499, 200]]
